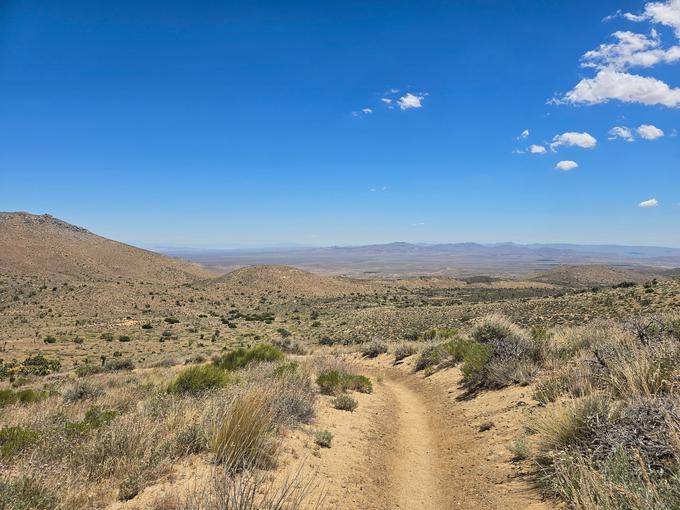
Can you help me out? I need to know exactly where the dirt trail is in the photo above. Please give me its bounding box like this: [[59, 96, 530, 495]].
[[301, 360, 550, 509], [381, 377, 447, 509]]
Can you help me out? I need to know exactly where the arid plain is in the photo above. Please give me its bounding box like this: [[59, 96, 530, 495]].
[[3, 211, 680, 509]]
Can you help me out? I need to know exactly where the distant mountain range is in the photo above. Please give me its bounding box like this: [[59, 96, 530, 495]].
[[162, 242, 680, 278]]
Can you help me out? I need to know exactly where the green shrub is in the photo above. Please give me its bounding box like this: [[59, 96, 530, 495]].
[[316, 370, 372, 395], [315, 430, 333, 448], [165, 317, 180, 324], [100, 332, 114, 341], [118, 335, 131, 342], [75, 364, 103, 377], [0, 426, 38, 457], [65, 407, 117, 434], [18, 355, 61, 377], [43, 336, 57, 344], [213, 344, 284, 371], [466, 316, 540, 389], [276, 328, 291, 338], [332, 394, 358, 412], [0, 388, 47, 407], [169, 365, 231, 395], [461, 343, 493, 384]]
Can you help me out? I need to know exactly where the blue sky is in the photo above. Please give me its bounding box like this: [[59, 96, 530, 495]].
[[1, 0, 679, 248]]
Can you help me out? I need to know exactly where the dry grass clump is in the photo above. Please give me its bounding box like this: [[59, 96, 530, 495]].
[[361, 341, 388, 359], [210, 387, 277, 470], [175, 463, 320, 510], [62, 380, 104, 402], [0, 356, 318, 509], [521, 314, 680, 509], [393, 342, 417, 363]]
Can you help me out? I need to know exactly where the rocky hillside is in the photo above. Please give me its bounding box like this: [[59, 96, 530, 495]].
[[0, 212, 214, 283]]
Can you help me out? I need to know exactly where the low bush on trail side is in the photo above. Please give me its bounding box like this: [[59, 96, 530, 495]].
[[315, 430, 333, 448], [414, 336, 483, 372], [332, 394, 358, 412], [393, 343, 417, 363], [515, 314, 680, 509], [361, 341, 388, 358], [316, 369, 372, 395], [169, 365, 231, 395], [213, 344, 284, 371]]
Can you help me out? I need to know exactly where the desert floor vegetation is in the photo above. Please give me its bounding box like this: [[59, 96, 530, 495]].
[[0, 343, 355, 510]]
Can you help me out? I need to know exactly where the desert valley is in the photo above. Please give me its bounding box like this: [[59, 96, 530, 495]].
[[2, 211, 680, 509]]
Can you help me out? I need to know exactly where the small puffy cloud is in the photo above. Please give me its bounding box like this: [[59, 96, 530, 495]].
[[361, 108, 373, 114], [528, 144, 547, 154], [380, 98, 392, 104], [639, 198, 659, 207], [556, 160, 579, 171], [609, 126, 635, 141], [550, 132, 598, 150], [518, 129, 530, 139], [397, 92, 426, 110], [637, 123, 665, 139], [562, 70, 680, 107]]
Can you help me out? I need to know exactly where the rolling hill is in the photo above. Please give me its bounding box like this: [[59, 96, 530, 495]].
[[0, 212, 214, 283]]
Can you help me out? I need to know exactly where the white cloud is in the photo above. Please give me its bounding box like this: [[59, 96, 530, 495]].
[[550, 132, 598, 151], [609, 126, 635, 141], [627, 0, 680, 37], [528, 144, 547, 154], [560, 2, 680, 108], [563, 70, 680, 107], [397, 92, 426, 110], [380, 98, 392, 104], [556, 160, 579, 171], [581, 31, 680, 71], [637, 123, 665, 139], [518, 129, 530, 139], [639, 198, 659, 207], [361, 108, 373, 114]]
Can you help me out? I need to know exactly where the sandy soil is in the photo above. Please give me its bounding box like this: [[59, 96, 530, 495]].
[[279, 355, 552, 510], [109, 353, 552, 510]]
